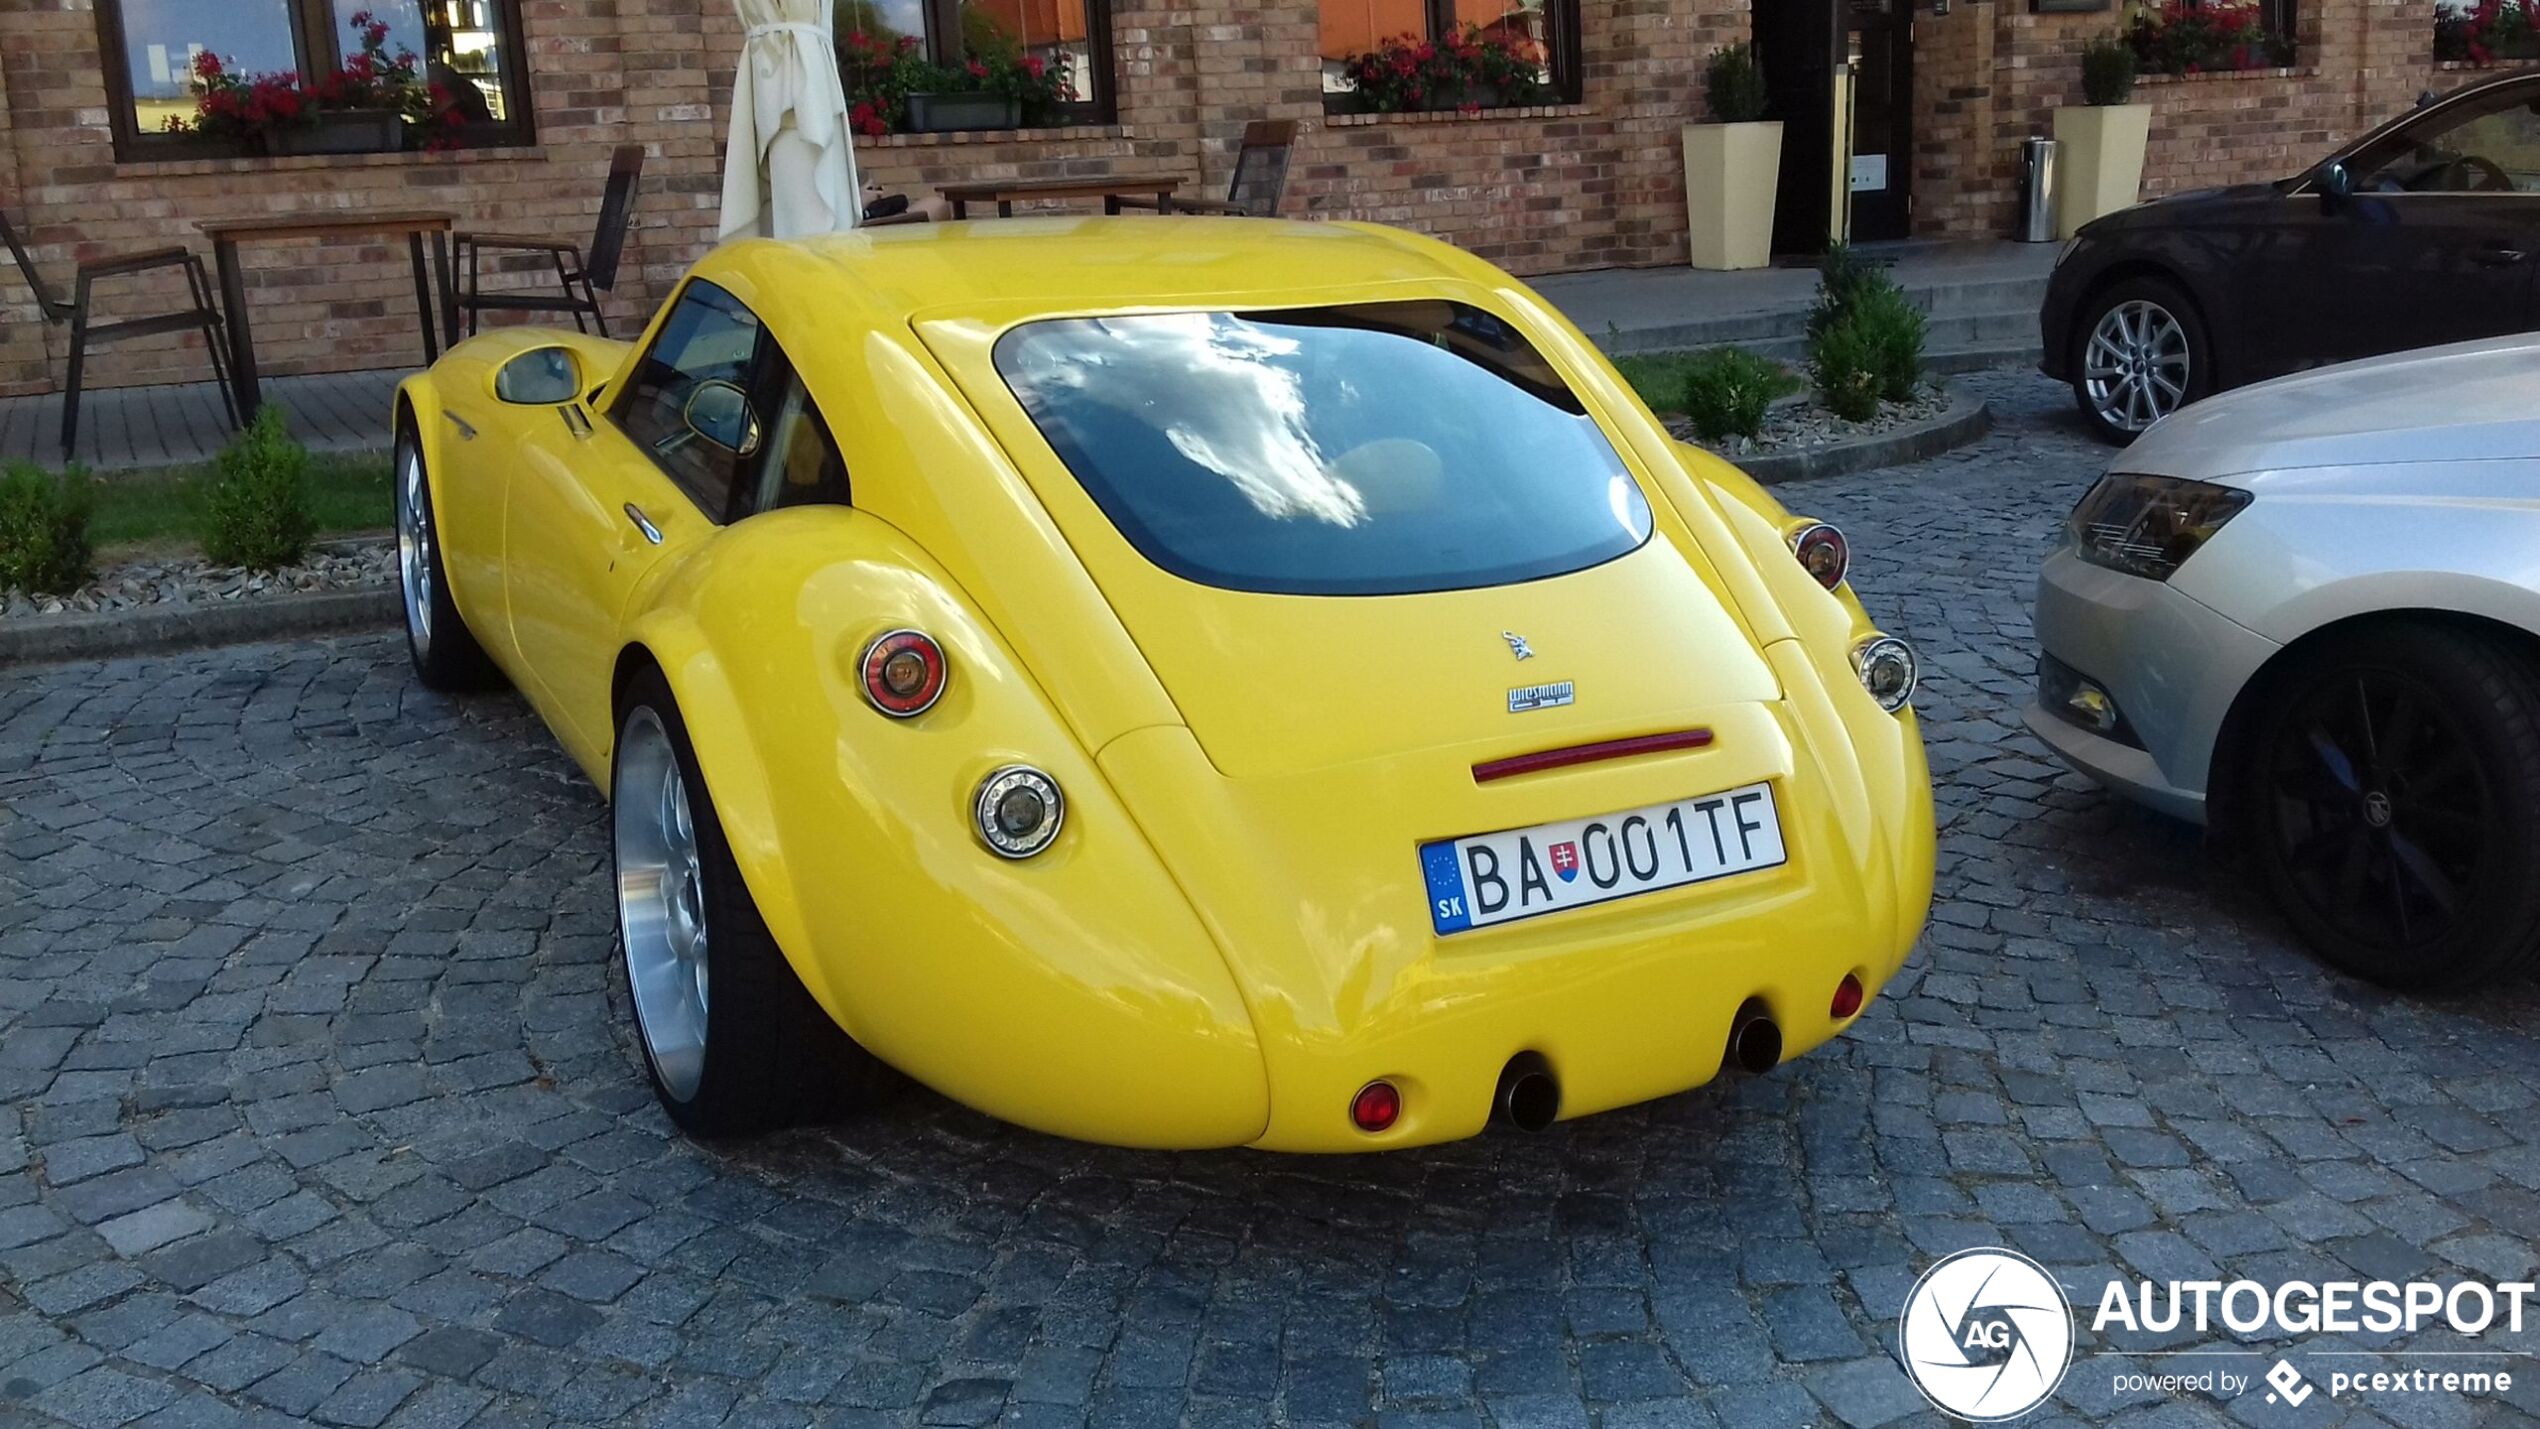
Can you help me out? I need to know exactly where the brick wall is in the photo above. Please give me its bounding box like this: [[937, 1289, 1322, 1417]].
[[1, 0, 1741, 398], [1912, 0, 2439, 241], [0, 0, 2460, 396]]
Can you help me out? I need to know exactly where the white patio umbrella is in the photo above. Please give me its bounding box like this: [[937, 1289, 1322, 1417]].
[[719, 0, 861, 240]]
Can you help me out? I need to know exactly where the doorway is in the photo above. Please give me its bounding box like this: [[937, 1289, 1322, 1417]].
[[1847, 0, 1913, 241], [1753, 0, 1914, 253]]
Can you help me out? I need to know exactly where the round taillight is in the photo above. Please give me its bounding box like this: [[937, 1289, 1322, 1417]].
[[1350, 1081, 1401, 1133], [861, 629, 946, 717], [1831, 974, 1864, 1019], [1852, 635, 1918, 713], [973, 765, 1064, 859], [1789, 522, 1849, 589]]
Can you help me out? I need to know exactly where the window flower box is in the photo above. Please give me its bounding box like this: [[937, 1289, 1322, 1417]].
[[167, 12, 460, 155], [904, 92, 1023, 133], [268, 108, 405, 155], [1332, 26, 1552, 116], [2125, 0, 2296, 75], [841, 31, 1073, 137]]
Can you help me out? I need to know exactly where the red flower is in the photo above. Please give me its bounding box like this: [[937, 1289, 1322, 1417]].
[[1023, 54, 1045, 76]]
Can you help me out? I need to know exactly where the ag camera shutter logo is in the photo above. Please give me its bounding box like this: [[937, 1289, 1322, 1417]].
[[1900, 1248, 2076, 1421]]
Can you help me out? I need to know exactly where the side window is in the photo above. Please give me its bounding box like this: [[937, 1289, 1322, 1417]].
[[747, 374, 852, 514], [612, 280, 766, 519], [2353, 92, 2540, 193]]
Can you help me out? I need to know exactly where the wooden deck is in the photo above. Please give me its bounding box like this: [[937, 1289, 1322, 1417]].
[[0, 368, 406, 473]]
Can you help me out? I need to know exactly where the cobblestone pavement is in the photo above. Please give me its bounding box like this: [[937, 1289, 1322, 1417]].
[[4, 370, 2538, 1429]]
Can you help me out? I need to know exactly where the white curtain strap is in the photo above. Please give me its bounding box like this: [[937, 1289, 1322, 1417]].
[[745, 21, 829, 41]]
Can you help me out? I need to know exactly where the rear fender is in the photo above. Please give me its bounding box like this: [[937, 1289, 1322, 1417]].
[[616, 506, 1269, 1148], [1691, 444, 1934, 972]]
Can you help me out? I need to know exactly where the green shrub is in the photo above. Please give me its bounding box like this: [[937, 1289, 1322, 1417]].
[[0, 463, 96, 597], [1679, 347, 1793, 442], [1704, 42, 1769, 123], [1809, 319, 1884, 424], [2082, 35, 2137, 105], [1847, 282, 1928, 402], [203, 405, 316, 572], [1805, 241, 1886, 345]]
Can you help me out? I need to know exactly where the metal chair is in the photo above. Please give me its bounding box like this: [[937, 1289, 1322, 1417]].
[[454, 144, 644, 337], [0, 207, 235, 463], [1115, 120, 1299, 217]]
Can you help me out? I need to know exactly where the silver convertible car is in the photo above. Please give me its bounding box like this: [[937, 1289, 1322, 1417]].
[[2028, 333, 2540, 990]]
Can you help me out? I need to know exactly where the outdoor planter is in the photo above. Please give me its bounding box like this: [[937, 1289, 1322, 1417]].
[[269, 108, 405, 156], [1682, 120, 1782, 271], [2052, 102, 2151, 239], [904, 92, 1022, 134]]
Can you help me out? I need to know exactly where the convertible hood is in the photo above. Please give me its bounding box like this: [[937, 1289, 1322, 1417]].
[[2125, 332, 2540, 481]]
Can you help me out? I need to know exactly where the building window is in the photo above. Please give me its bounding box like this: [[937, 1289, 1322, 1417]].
[[96, 0, 533, 159], [838, 0, 1113, 133], [1319, 0, 1579, 114]]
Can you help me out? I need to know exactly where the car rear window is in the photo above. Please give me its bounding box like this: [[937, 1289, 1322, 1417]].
[[991, 301, 1653, 597]]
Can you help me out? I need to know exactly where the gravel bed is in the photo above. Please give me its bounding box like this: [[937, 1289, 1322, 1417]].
[[1668, 385, 1954, 460], [0, 539, 394, 621]]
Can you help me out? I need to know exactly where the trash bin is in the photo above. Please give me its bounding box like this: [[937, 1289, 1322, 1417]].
[[2019, 136, 2059, 243]]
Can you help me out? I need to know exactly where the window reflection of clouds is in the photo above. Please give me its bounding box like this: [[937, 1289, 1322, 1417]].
[[1017, 311, 1370, 528]]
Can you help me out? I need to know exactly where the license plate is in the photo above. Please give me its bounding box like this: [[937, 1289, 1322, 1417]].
[[1419, 782, 1786, 934]]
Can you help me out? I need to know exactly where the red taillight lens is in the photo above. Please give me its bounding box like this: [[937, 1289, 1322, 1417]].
[[1350, 1081, 1401, 1133], [1831, 974, 1865, 1019], [1789, 523, 1849, 589], [861, 630, 946, 717]]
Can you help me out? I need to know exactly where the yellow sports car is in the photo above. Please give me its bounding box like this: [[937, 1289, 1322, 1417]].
[[391, 218, 1934, 1151]]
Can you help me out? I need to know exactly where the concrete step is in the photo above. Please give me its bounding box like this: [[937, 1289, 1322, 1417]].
[[1595, 290, 2042, 358], [1619, 304, 2039, 367]]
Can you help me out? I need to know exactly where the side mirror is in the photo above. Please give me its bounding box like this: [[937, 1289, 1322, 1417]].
[[2319, 160, 2355, 207], [682, 379, 761, 457], [493, 347, 582, 405]]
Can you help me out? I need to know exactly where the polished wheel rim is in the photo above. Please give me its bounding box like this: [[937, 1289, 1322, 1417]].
[[396, 448, 433, 657], [615, 709, 710, 1100], [2265, 669, 2489, 952], [2082, 300, 2190, 433]]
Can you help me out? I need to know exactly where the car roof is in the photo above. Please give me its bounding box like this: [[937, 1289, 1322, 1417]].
[[697, 217, 1499, 323]]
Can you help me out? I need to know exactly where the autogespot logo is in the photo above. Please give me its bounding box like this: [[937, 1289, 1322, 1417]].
[[1900, 1248, 2076, 1421]]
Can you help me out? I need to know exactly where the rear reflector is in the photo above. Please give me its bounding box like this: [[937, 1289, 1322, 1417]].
[[1831, 974, 1864, 1019], [1472, 728, 1714, 784], [1350, 1081, 1401, 1133]]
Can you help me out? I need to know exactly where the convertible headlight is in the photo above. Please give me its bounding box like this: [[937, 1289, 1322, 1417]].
[[2066, 473, 2251, 582]]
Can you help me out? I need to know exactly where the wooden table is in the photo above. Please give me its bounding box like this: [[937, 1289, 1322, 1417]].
[[197, 211, 459, 422], [937, 176, 1184, 219]]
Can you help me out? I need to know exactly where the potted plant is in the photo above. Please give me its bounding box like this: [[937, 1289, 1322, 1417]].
[[1682, 42, 1779, 270], [2053, 36, 2150, 239]]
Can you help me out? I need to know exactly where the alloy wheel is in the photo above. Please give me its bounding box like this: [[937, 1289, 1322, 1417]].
[[2263, 668, 2491, 954], [396, 448, 434, 657], [615, 708, 712, 1101], [2082, 299, 2191, 434]]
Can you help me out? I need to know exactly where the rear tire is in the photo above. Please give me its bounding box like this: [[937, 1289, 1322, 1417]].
[[2242, 623, 2540, 990], [2070, 277, 2210, 444], [395, 421, 501, 690], [611, 666, 892, 1134]]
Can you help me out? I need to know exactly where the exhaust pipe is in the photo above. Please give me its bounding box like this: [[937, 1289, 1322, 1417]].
[[1493, 1052, 1561, 1133], [1727, 1000, 1781, 1075]]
